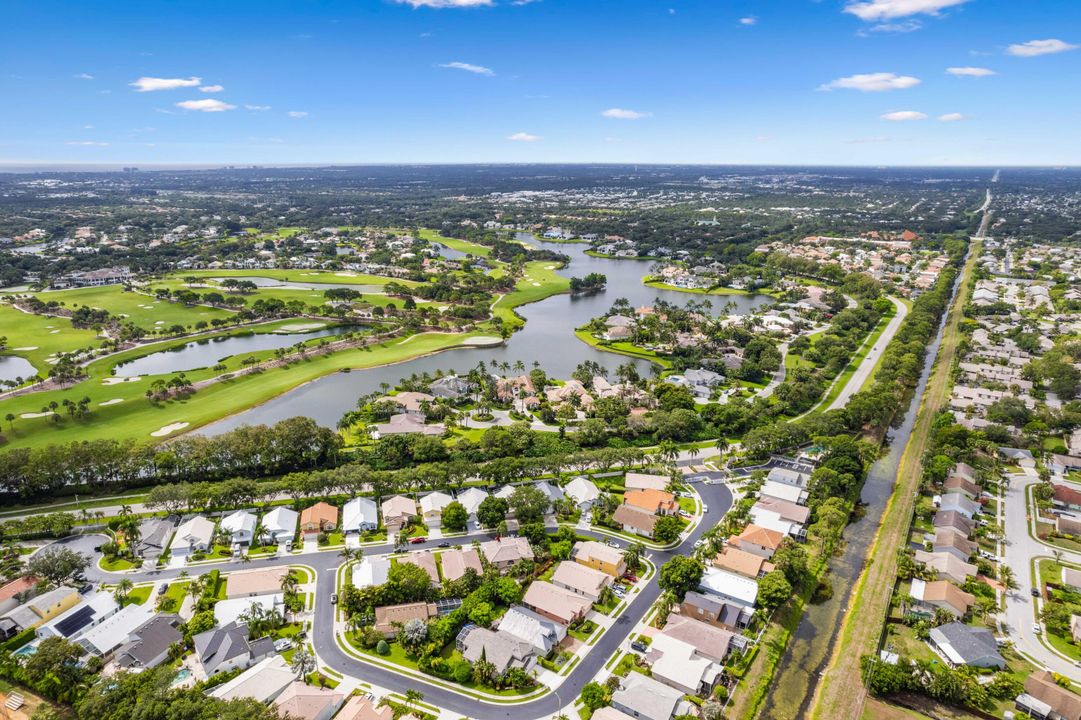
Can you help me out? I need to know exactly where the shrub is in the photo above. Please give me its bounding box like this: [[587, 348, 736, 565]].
[[376, 640, 390, 655]]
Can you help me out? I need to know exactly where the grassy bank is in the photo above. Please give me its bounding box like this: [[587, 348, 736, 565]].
[[573, 329, 671, 368]]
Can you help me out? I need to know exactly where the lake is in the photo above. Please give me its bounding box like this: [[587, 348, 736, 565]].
[[115, 326, 356, 376], [0, 355, 37, 384], [198, 240, 773, 434]]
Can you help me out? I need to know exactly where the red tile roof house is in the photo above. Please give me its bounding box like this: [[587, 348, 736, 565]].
[[623, 489, 679, 516], [397, 551, 440, 585], [0, 576, 37, 615], [1054, 484, 1081, 512]]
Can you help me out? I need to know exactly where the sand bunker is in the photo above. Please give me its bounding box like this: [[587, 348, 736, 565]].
[[276, 323, 325, 333], [99, 398, 124, 406], [151, 422, 189, 437], [21, 411, 56, 419], [531, 282, 541, 286], [545, 265, 556, 269], [335, 272, 358, 277], [154, 321, 164, 325], [12, 346, 37, 351], [102, 376, 141, 385], [461, 336, 503, 347], [49, 329, 60, 334]]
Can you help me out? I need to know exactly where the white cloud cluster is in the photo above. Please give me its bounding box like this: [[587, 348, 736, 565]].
[[507, 132, 542, 142], [245, 104, 272, 111], [439, 61, 494, 75], [1007, 39, 1078, 57], [946, 66, 995, 76], [844, 0, 968, 21], [820, 72, 920, 92], [176, 98, 235, 112], [938, 113, 965, 121], [880, 110, 927, 121], [66, 141, 109, 146], [74, 73, 94, 80], [602, 108, 651, 120], [131, 76, 201, 92], [199, 84, 224, 93], [394, 0, 492, 7], [739, 16, 757, 26], [287, 111, 309, 117]]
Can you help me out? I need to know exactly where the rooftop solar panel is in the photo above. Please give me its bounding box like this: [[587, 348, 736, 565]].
[[54, 606, 95, 637]]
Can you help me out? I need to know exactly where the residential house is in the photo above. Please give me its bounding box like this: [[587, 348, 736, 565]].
[[999, 447, 1036, 468], [343, 498, 379, 534], [1072, 615, 1081, 644], [440, 548, 483, 583], [76, 603, 154, 657], [646, 632, 724, 696], [928, 622, 1005, 669], [943, 475, 981, 500], [680, 591, 751, 631], [572, 541, 627, 577], [713, 547, 774, 579], [592, 708, 638, 720], [273, 682, 345, 720], [522, 581, 592, 626], [933, 510, 975, 536], [260, 507, 298, 545], [170, 515, 216, 558], [660, 614, 733, 663], [766, 467, 811, 488], [0, 586, 80, 636], [300, 502, 339, 536], [456, 488, 489, 525], [610, 672, 686, 720], [727, 525, 785, 559], [398, 552, 439, 584], [623, 489, 678, 516], [914, 551, 978, 585], [1015, 670, 1081, 720], [750, 497, 809, 538], [114, 613, 183, 670], [352, 557, 391, 589], [209, 653, 293, 703], [497, 605, 567, 655], [1054, 484, 1081, 512], [382, 496, 418, 534], [938, 494, 980, 519], [429, 375, 472, 400], [534, 481, 564, 506], [565, 477, 601, 511], [419, 491, 453, 528], [933, 528, 978, 563], [909, 579, 974, 619], [624, 473, 670, 492], [220, 510, 257, 547], [552, 561, 611, 602], [759, 480, 808, 506], [226, 566, 291, 599], [1062, 567, 1081, 593], [137, 519, 174, 558], [456, 626, 536, 675], [0, 577, 36, 616], [612, 504, 658, 538], [335, 697, 395, 720], [481, 537, 535, 571], [698, 568, 759, 609], [193, 621, 275, 677], [379, 391, 435, 416], [373, 413, 445, 437], [373, 602, 438, 638], [36, 592, 118, 642]]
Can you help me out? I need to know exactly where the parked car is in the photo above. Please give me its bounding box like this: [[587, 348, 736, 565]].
[[157, 582, 169, 596], [1032, 623, 1042, 634], [331, 593, 338, 604], [438, 542, 451, 548], [273, 638, 293, 652], [623, 574, 638, 583], [702, 505, 709, 513], [606, 540, 620, 549], [1031, 587, 1041, 597], [630, 641, 647, 652], [409, 537, 427, 544]]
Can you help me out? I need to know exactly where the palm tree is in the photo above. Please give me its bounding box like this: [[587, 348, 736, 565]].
[[404, 689, 424, 712], [290, 648, 317, 679], [714, 437, 729, 456], [339, 546, 364, 564], [113, 578, 134, 604]]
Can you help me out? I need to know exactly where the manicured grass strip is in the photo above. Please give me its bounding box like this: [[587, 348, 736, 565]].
[[573, 330, 672, 368]]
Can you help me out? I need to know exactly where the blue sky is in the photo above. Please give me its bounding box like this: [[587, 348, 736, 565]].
[[1, 0, 1078, 166]]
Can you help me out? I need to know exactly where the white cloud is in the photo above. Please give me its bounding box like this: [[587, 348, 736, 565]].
[[66, 141, 109, 146], [74, 73, 94, 80], [199, 84, 224, 93], [393, 0, 492, 7], [287, 111, 309, 117], [863, 20, 922, 33], [946, 66, 995, 76], [131, 76, 201, 92], [1007, 39, 1078, 57], [245, 104, 272, 111], [175, 98, 236, 112], [819, 72, 920, 92], [507, 132, 542, 142], [844, 0, 968, 21], [938, 112, 966, 121], [602, 108, 651, 119], [881, 110, 928, 121], [739, 16, 757, 25], [439, 61, 494, 75]]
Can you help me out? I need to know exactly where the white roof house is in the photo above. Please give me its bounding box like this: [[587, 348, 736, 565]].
[[221, 510, 257, 546], [260, 507, 298, 544], [170, 515, 216, 555], [352, 557, 391, 589], [564, 477, 601, 509], [342, 498, 379, 533], [75, 603, 154, 657], [698, 568, 759, 609], [209, 653, 295, 704], [37, 591, 119, 641], [759, 480, 807, 505], [497, 605, 567, 655], [214, 594, 284, 627], [456, 488, 488, 516], [648, 632, 723, 696], [420, 491, 453, 524]]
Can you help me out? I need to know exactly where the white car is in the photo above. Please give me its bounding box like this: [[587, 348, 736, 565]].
[[1032, 623, 1042, 634], [273, 638, 293, 652]]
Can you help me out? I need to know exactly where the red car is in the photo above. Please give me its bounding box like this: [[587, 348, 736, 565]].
[[409, 536, 427, 544], [623, 574, 638, 584]]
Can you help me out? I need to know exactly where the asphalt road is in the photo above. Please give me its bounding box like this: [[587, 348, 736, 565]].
[[825, 295, 909, 412], [67, 477, 733, 718]]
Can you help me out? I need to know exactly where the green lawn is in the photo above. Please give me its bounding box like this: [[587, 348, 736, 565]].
[[0, 302, 102, 371], [490, 261, 569, 330], [416, 229, 493, 258], [167, 268, 420, 288], [123, 585, 153, 606], [573, 329, 671, 368], [31, 285, 235, 331], [643, 278, 756, 296], [100, 555, 139, 571]]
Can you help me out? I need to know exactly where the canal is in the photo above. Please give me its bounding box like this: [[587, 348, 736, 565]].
[[198, 239, 773, 435]]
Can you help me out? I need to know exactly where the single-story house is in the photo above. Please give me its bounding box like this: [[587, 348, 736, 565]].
[[914, 551, 978, 585], [552, 561, 611, 601], [680, 590, 751, 631], [300, 502, 338, 535], [951, 462, 978, 484], [943, 475, 980, 500], [928, 622, 1005, 668], [37, 591, 118, 642], [591, 708, 638, 720], [612, 504, 658, 538], [624, 473, 670, 492], [611, 672, 686, 720], [170, 515, 216, 557], [933, 528, 978, 562], [1062, 567, 1081, 593], [273, 682, 345, 720], [999, 446, 1036, 468], [352, 557, 391, 589], [497, 605, 567, 655], [623, 489, 678, 516], [1015, 670, 1081, 720], [136, 519, 174, 557], [713, 547, 774, 579], [343, 497, 379, 534], [226, 566, 291, 599], [429, 375, 472, 400], [397, 551, 439, 584], [419, 492, 453, 528], [646, 632, 724, 696], [440, 548, 483, 583], [698, 568, 758, 609], [373, 413, 445, 438], [193, 621, 275, 677], [374, 602, 438, 638], [522, 581, 592, 626], [456, 488, 489, 522], [753, 496, 810, 525], [0, 586, 80, 635], [76, 603, 155, 657], [938, 494, 980, 520], [456, 626, 536, 675], [727, 524, 785, 559], [1054, 484, 1081, 512], [214, 595, 283, 627], [933, 510, 975, 536], [381, 495, 418, 533], [766, 466, 810, 488], [660, 614, 733, 663], [909, 579, 974, 618], [481, 537, 535, 571], [336, 696, 395, 720], [114, 613, 183, 670], [573, 541, 626, 577], [565, 476, 601, 510], [220, 510, 257, 546], [0, 577, 37, 616], [208, 653, 293, 703], [759, 480, 808, 506], [260, 507, 298, 545]]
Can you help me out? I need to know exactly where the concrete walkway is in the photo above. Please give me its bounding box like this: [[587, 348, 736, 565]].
[[825, 295, 909, 412]]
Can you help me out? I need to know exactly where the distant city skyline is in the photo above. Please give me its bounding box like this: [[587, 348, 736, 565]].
[[1, 0, 1078, 166]]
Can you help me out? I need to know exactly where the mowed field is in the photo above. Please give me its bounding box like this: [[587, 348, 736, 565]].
[[31, 285, 236, 329], [0, 303, 101, 371], [170, 268, 422, 288]]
